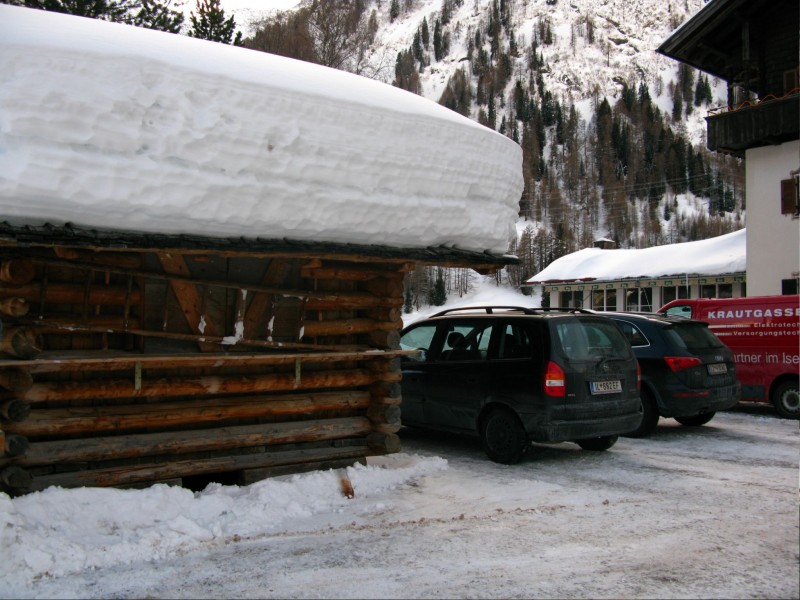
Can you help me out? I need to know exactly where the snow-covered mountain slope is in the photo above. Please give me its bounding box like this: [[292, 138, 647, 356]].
[[364, 0, 718, 144]]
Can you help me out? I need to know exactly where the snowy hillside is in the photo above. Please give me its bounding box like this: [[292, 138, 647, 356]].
[[364, 0, 719, 143]]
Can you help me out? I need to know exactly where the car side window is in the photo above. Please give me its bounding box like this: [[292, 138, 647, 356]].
[[441, 321, 491, 361], [615, 320, 649, 347], [400, 324, 439, 362], [497, 323, 533, 359]]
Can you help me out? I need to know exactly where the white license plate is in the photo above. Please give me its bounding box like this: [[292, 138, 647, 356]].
[[590, 380, 622, 394], [707, 363, 728, 375]]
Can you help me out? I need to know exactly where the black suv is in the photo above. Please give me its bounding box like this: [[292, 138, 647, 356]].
[[599, 312, 741, 437], [399, 307, 643, 464]]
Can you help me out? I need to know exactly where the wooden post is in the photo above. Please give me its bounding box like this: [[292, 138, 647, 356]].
[[0, 369, 34, 393], [0, 259, 36, 285], [0, 327, 41, 359], [0, 297, 29, 317], [4, 433, 29, 457], [0, 399, 31, 422], [0, 465, 32, 490]]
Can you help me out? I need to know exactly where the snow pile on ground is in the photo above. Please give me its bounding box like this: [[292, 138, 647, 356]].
[[527, 228, 746, 283], [0, 454, 447, 592], [0, 5, 522, 255]]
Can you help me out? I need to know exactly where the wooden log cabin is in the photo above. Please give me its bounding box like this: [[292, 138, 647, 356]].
[[0, 6, 523, 495], [0, 224, 513, 495]]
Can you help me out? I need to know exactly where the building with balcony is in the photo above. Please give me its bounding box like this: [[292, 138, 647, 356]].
[[658, 0, 799, 296]]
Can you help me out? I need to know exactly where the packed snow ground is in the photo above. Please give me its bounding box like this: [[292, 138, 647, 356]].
[[0, 5, 522, 255], [1, 407, 797, 599], [1, 281, 798, 598]]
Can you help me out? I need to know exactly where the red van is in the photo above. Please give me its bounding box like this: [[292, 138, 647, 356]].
[[659, 296, 799, 419]]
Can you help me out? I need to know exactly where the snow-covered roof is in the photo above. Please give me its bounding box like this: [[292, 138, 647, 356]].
[[526, 228, 746, 284], [0, 5, 523, 256]]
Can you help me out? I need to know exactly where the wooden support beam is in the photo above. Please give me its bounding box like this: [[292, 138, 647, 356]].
[[6, 391, 372, 436], [157, 253, 218, 352]]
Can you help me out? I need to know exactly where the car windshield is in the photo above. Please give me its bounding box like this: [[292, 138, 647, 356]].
[[553, 318, 630, 360], [663, 322, 725, 352]]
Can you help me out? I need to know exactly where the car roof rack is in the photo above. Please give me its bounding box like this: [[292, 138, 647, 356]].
[[430, 306, 594, 318]]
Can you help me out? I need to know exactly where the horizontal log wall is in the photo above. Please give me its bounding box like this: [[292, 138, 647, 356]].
[[0, 246, 412, 495]]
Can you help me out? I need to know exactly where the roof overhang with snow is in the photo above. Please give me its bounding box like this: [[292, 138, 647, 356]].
[[525, 229, 746, 286], [0, 6, 523, 266], [657, 0, 798, 92]]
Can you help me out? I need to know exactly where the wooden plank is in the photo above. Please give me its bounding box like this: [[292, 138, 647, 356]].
[[20, 368, 394, 403], [0, 282, 140, 305], [17, 320, 370, 353], [0, 349, 418, 373], [5, 391, 372, 436], [26, 444, 373, 491], [302, 317, 401, 338], [239, 456, 367, 486], [4, 417, 372, 466]]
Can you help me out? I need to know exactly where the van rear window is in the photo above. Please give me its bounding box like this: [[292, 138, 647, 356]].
[[554, 318, 630, 360]]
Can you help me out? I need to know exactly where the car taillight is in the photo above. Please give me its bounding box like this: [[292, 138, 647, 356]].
[[664, 356, 703, 372], [545, 361, 565, 397]]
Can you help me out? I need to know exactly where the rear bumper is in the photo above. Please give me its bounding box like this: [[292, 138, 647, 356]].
[[658, 381, 741, 417], [522, 400, 643, 442]]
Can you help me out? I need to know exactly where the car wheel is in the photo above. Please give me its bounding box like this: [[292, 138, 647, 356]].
[[675, 412, 715, 427], [772, 381, 800, 420], [623, 388, 659, 438], [576, 435, 618, 451], [480, 408, 527, 465]]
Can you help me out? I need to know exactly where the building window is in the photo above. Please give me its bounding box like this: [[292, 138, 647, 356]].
[[782, 278, 798, 295], [592, 289, 617, 311], [781, 178, 798, 215], [662, 285, 690, 305], [560, 291, 583, 308], [626, 287, 652, 312], [701, 283, 733, 298]]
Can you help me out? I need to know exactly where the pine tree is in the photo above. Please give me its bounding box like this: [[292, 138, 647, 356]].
[[429, 269, 447, 306], [389, 0, 399, 21], [20, 0, 137, 20], [433, 18, 443, 61], [131, 0, 183, 32], [403, 287, 413, 314], [189, 0, 243, 45]]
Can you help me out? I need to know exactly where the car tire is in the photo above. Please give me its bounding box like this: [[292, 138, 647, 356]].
[[771, 381, 800, 420], [480, 408, 527, 465], [576, 435, 618, 451], [675, 412, 715, 427], [623, 389, 659, 438]]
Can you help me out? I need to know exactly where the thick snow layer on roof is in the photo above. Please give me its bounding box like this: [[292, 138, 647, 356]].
[[527, 228, 746, 284], [0, 5, 523, 255]]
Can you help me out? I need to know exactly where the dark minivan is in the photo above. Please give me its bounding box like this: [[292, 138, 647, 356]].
[[399, 307, 643, 464], [601, 311, 741, 437]]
